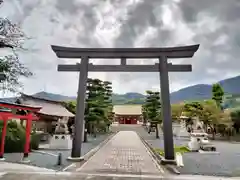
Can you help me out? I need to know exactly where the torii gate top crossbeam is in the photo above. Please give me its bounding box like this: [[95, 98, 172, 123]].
[[51, 44, 199, 59]]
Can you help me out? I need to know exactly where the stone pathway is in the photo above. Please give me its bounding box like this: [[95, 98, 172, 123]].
[[1, 172, 239, 180], [76, 131, 163, 175]]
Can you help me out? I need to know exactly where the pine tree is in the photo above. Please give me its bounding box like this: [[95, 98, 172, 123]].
[[144, 90, 161, 139], [212, 83, 224, 109]]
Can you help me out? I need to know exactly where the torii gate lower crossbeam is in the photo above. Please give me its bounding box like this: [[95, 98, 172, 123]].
[[52, 44, 199, 164]]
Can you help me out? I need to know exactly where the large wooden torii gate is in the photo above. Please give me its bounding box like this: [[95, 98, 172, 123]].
[[51, 44, 199, 163]]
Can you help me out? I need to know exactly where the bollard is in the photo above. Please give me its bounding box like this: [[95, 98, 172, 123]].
[[57, 152, 62, 166]]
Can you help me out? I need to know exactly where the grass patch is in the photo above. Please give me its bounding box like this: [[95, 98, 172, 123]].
[[155, 146, 190, 156]]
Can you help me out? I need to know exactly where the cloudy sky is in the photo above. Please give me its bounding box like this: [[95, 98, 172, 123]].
[[0, 0, 240, 97]]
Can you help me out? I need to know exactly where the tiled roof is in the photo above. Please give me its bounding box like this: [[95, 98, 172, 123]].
[[113, 105, 142, 115], [19, 94, 74, 117]]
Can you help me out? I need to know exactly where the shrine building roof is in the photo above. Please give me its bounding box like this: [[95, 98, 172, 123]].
[[17, 94, 74, 117], [113, 105, 142, 115]]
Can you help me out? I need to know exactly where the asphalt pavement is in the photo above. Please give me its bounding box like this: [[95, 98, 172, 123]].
[[3, 134, 111, 170]]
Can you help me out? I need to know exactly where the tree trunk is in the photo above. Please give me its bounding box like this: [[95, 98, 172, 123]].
[[148, 127, 151, 134], [210, 126, 215, 140], [156, 124, 159, 139], [227, 128, 232, 140], [93, 124, 97, 138], [227, 130, 230, 140], [204, 124, 208, 133], [90, 123, 93, 135], [143, 117, 147, 126]]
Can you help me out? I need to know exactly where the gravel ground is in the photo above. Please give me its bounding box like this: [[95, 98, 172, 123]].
[[179, 141, 240, 177], [3, 134, 111, 170], [112, 124, 240, 177]]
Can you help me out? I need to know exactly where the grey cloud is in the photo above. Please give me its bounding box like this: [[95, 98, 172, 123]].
[[21, 2, 39, 18], [55, 0, 100, 47], [161, 0, 240, 85], [177, 0, 240, 23], [55, 0, 79, 15], [2, 0, 240, 96], [76, 6, 100, 47], [114, 0, 163, 48], [146, 29, 173, 47], [9, 0, 41, 23]]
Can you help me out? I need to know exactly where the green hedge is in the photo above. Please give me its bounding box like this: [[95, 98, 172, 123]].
[[155, 146, 190, 156], [0, 120, 41, 153]]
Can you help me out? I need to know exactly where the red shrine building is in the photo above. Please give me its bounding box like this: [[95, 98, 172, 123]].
[[113, 105, 142, 124]]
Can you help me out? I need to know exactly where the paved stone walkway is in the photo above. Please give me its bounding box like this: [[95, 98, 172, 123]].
[[77, 131, 163, 175], [1, 172, 239, 180]]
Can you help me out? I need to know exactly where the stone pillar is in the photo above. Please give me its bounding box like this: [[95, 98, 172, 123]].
[[159, 56, 175, 162], [70, 56, 88, 159]]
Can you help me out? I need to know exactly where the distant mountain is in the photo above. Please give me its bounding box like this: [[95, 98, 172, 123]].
[[2, 75, 240, 105], [112, 92, 145, 105], [123, 92, 145, 99], [170, 84, 212, 103], [170, 75, 240, 103], [33, 91, 76, 102], [218, 75, 240, 94], [30, 91, 145, 105]]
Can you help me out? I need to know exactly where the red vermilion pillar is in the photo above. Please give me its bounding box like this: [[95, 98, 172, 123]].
[[0, 115, 8, 160], [23, 113, 33, 160]]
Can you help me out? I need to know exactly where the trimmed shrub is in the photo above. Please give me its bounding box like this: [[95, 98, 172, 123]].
[[30, 132, 41, 150], [0, 120, 40, 153], [155, 146, 190, 156]]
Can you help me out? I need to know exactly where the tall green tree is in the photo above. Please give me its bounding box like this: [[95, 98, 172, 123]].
[[171, 103, 184, 121], [144, 90, 161, 139], [142, 104, 148, 125], [0, 1, 32, 92], [182, 101, 204, 129], [183, 100, 228, 138], [230, 109, 240, 133], [63, 79, 113, 140], [85, 78, 113, 138], [63, 101, 76, 114], [86, 79, 104, 138], [183, 101, 203, 118], [199, 100, 221, 139], [212, 83, 224, 109], [102, 80, 113, 127]]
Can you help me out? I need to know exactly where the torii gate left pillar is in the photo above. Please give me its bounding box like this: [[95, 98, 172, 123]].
[[51, 44, 199, 163]]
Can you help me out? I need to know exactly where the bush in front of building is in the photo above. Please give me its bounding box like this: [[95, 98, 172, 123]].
[[0, 120, 41, 153]]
